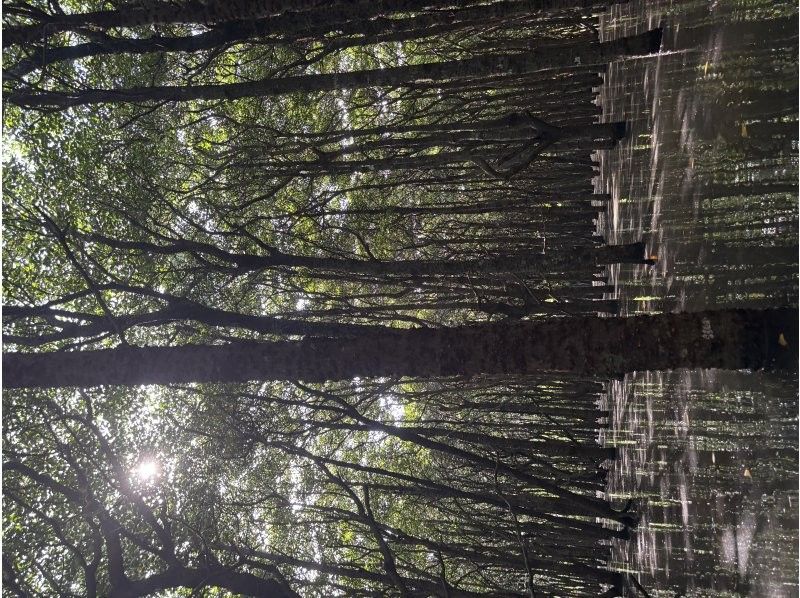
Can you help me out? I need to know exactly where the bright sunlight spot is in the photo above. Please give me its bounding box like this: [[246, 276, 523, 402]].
[[133, 460, 159, 481]]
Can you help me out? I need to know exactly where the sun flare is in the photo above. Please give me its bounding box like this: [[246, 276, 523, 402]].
[[134, 460, 159, 481]]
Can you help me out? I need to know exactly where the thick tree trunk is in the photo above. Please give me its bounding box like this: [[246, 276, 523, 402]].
[[7, 30, 662, 108], [6, 0, 609, 77], [3, 0, 611, 49], [4, 309, 795, 389], [4, 0, 328, 47], [114, 566, 299, 598]]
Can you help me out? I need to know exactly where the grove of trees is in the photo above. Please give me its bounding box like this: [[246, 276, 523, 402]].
[[2, 1, 794, 597]]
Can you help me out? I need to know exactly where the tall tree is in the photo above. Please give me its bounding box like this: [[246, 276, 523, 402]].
[[4, 308, 795, 389], [4, 0, 610, 48], [7, 1, 794, 597], [6, 29, 662, 108], [4, 0, 612, 77]]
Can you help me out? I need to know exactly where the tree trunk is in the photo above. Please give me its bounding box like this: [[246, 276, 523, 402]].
[[4, 308, 795, 389], [3, 0, 612, 49], [4, 0, 328, 47], [6, 0, 610, 77], [113, 565, 299, 598], [7, 30, 662, 108], [87, 233, 646, 277]]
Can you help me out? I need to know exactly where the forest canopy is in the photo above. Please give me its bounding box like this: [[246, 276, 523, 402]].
[[2, 1, 795, 597]]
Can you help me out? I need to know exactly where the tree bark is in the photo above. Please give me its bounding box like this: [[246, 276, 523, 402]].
[[7, 30, 662, 108], [3, 0, 612, 49], [4, 308, 795, 389], [3, 0, 329, 47], [5, 0, 609, 77], [113, 566, 299, 598]]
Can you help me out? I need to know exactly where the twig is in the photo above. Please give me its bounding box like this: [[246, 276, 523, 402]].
[[36, 208, 129, 345]]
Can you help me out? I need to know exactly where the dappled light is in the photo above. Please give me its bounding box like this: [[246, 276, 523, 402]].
[[2, 1, 796, 597]]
